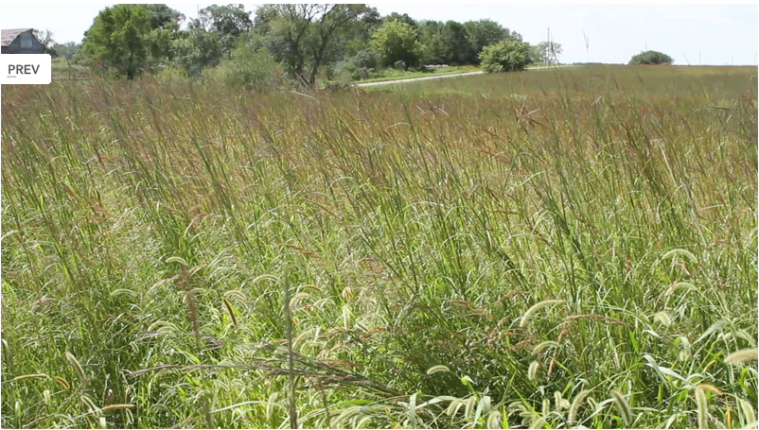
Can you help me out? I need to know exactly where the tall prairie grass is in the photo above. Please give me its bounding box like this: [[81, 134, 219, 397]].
[[1, 65, 757, 428]]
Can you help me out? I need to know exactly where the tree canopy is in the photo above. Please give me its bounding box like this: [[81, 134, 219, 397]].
[[255, 4, 374, 85], [82, 4, 182, 79], [371, 20, 420, 68], [77, 3, 549, 86], [629, 50, 673, 65], [190, 4, 252, 57]]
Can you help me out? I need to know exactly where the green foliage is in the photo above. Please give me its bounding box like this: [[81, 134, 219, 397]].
[[336, 48, 382, 81], [463, 19, 516, 62], [69, 5, 539, 84], [171, 29, 223, 77], [463, 19, 518, 45], [206, 37, 283, 90], [144, 4, 184, 31], [190, 4, 252, 57], [384, 12, 418, 29], [629, 50, 674, 65], [256, 4, 374, 86], [52, 42, 84, 79], [479, 39, 530, 72], [440, 21, 475, 65], [371, 20, 420, 68], [52, 42, 81, 65], [192, 4, 252, 34], [82, 4, 181, 79]]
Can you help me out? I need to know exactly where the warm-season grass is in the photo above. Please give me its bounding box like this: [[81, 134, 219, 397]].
[[1, 65, 757, 429]]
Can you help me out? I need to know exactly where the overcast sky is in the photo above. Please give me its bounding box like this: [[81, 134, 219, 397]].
[[1, 3, 757, 65]]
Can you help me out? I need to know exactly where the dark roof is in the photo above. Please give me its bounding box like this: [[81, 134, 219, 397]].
[[1, 28, 34, 47]]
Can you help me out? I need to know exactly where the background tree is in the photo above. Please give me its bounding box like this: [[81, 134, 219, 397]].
[[417, 20, 444, 64], [258, 4, 372, 86], [384, 12, 418, 29], [190, 4, 252, 58], [142, 5, 183, 61], [371, 20, 420, 68], [53, 42, 81, 79], [464, 19, 517, 63], [171, 29, 223, 77], [82, 4, 181, 79], [629, 50, 673, 65], [145, 4, 184, 30], [437, 21, 474, 65], [207, 35, 283, 90], [336, 47, 382, 80], [336, 7, 382, 59], [480, 39, 530, 73]]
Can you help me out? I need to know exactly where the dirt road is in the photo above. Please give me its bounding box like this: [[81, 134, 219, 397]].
[[355, 65, 572, 87]]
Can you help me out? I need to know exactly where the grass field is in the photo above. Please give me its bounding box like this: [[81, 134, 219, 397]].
[[1, 65, 757, 429]]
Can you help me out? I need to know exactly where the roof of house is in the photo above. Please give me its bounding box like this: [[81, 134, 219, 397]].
[[1, 28, 34, 47]]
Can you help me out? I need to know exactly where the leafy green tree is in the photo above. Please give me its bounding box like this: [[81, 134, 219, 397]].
[[480, 39, 530, 73], [371, 20, 420, 68], [145, 4, 184, 31], [257, 4, 373, 86], [384, 12, 418, 29], [464, 20, 519, 62], [417, 20, 444, 64], [171, 29, 223, 77], [438, 21, 474, 65], [335, 7, 382, 59], [82, 4, 181, 79], [629, 50, 673, 65], [190, 4, 252, 57]]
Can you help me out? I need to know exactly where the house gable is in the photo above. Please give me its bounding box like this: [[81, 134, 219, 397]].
[[1, 29, 45, 54]]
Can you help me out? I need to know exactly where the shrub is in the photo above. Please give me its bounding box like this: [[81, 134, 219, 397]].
[[205, 40, 284, 90], [629, 50, 673, 65], [371, 20, 420, 67], [394, 60, 407, 70], [352, 48, 383, 71], [479, 40, 530, 73], [335, 49, 382, 81]]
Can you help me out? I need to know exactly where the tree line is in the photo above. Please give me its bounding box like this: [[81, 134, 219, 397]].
[[52, 4, 565, 87]]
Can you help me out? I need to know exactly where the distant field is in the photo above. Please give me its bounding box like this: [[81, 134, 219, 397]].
[[1, 66, 756, 429], [354, 65, 481, 83]]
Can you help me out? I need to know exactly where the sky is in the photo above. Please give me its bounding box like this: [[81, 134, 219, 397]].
[[1, 3, 757, 65]]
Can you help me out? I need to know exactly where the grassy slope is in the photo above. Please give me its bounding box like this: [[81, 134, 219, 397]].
[[1, 66, 757, 429]]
